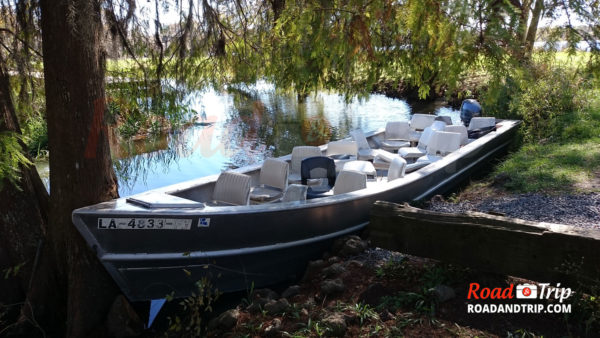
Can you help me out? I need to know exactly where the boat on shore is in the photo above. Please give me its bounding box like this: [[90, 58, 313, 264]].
[[73, 118, 520, 302]]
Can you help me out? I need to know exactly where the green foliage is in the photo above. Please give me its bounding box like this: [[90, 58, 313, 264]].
[[167, 277, 222, 336], [482, 63, 587, 142], [3, 261, 26, 280], [0, 132, 32, 191], [491, 84, 600, 193], [378, 290, 436, 317], [375, 257, 406, 279], [347, 303, 379, 325], [22, 113, 48, 158]]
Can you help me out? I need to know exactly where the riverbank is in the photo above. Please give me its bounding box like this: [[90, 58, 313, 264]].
[[201, 231, 599, 337], [199, 173, 600, 337]]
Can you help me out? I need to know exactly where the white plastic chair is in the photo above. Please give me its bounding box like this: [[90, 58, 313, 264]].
[[350, 129, 379, 160], [444, 125, 469, 145], [212, 171, 251, 206], [399, 126, 436, 159], [387, 157, 407, 181], [416, 131, 462, 163], [250, 158, 289, 203], [342, 160, 377, 177], [410, 114, 436, 131], [468, 117, 496, 131], [289, 146, 322, 183], [430, 120, 447, 131], [282, 184, 308, 203], [381, 121, 411, 151], [326, 140, 358, 158], [333, 170, 367, 195]]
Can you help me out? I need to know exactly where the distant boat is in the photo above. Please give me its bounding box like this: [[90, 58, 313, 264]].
[[73, 119, 520, 301]]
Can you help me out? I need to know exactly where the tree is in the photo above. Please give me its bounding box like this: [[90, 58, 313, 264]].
[[1, 0, 599, 336], [0, 55, 46, 322], [20, 0, 121, 335]]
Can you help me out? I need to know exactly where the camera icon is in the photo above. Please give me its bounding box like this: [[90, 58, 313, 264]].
[[516, 283, 538, 299]]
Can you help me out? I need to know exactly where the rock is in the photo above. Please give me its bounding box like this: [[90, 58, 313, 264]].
[[342, 309, 359, 325], [264, 298, 290, 314], [303, 297, 316, 309], [320, 278, 345, 295], [264, 318, 282, 337], [328, 256, 341, 264], [331, 235, 369, 257], [291, 322, 306, 332], [337, 236, 369, 257], [282, 285, 301, 299], [379, 310, 395, 322], [345, 260, 364, 269], [254, 288, 279, 301], [322, 263, 346, 278], [321, 313, 347, 337], [303, 259, 328, 280], [430, 194, 445, 203], [246, 302, 262, 314], [208, 308, 240, 331], [429, 284, 456, 303], [358, 282, 391, 307], [105, 295, 144, 338]]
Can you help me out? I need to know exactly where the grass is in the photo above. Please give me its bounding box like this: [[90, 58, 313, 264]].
[[491, 88, 600, 193], [496, 139, 600, 192]]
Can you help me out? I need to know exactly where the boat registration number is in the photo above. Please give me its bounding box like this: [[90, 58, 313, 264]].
[[97, 218, 192, 230]]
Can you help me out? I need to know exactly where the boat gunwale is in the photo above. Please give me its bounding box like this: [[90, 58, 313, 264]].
[[72, 120, 520, 217]]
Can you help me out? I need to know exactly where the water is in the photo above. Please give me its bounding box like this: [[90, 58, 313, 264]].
[[37, 83, 460, 196]]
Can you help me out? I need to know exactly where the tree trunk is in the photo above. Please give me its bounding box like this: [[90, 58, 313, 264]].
[[524, 0, 544, 57], [0, 58, 47, 310], [517, 0, 531, 44], [20, 0, 122, 336]]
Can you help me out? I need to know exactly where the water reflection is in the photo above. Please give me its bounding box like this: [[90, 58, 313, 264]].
[[108, 84, 460, 196]]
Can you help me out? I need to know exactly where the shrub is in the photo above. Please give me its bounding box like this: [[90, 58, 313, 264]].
[[23, 112, 48, 158], [481, 64, 584, 143]]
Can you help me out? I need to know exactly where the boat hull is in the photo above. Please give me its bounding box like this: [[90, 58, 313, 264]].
[[72, 120, 520, 301]]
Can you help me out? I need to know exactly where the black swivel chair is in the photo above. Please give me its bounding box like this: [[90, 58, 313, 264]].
[[300, 156, 336, 199]]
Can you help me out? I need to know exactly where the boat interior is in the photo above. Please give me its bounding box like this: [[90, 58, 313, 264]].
[[125, 116, 499, 208]]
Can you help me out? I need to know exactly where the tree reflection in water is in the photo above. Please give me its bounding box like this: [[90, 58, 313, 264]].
[[112, 83, 458, 196]]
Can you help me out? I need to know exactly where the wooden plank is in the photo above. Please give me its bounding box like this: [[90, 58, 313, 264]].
[[368, 201, 600, 290]]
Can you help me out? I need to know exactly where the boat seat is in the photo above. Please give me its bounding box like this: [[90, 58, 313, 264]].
[[342, 160, 376, 177], [250, 158, 289, 203], [381, 121, 411, 151], [444, 125, 469, 146], [410, 114, 436, 131], [326, 140, 358, 158], [405, 161, 432, 173], [211, 171, 251, 206], [430, 120, 447, 131], [416, 131, 462, 163], [408, 115, 441, 143], [282, 184, 308, 203], [387, 157, 407, 181], [435, 115, 453, 125], [301, 156, 336, 199], [468, 117, 496, 131], [326, 140, 358, 171], [468, 117, 497, 138], [334, 170, 367, 195], [350, 129, 379, 160], [372, 149, 402, 170], [288, 146, 322, 184], [399, 126, 436, 159]]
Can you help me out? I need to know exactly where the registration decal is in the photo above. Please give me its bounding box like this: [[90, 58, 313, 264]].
[[97, 218, 192, 230], [198, 218, 210, 227]]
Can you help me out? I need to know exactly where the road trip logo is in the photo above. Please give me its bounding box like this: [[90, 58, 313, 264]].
[[466, 282, 573, 314]]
